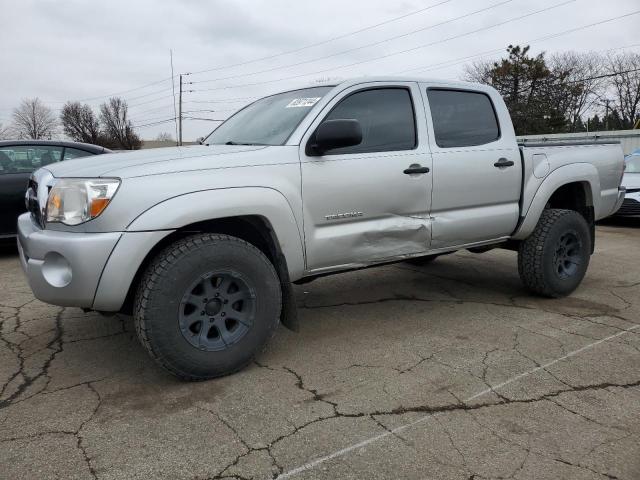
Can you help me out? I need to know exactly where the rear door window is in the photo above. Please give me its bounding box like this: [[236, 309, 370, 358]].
[[427, 89, 500, 148], [0, 145, 63, 174]]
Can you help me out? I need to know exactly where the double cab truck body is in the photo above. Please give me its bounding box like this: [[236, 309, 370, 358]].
[[18, 77, 626, 379]]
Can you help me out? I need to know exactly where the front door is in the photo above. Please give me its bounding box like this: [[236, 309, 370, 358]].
[[299, 83, 433, 273]]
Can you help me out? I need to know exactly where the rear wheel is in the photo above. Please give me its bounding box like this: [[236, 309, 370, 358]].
[[518, 209, 591, 298], [134, 233, 281, 381]]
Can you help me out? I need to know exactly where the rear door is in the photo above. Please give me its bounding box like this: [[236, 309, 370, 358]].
[[299, 82, 433, 272], [423, 86, 521, 248], [0, 145, 63, 235]]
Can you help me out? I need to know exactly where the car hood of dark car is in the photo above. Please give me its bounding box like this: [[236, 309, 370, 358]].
[[44, 144, 273, 179]]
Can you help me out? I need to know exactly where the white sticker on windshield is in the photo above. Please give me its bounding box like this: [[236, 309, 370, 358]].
[[286, 97, 321, 108]]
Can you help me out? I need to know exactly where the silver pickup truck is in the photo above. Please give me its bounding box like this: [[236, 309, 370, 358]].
[[18, 77, 626, 380]]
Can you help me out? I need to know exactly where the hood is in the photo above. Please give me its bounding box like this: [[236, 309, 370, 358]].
[[622, 172, 640, 190], [45, 144, 269, 178]]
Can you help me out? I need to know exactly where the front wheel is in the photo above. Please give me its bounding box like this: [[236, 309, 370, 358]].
[[518, 209, 591, 298], [134, 233, 282, 381]]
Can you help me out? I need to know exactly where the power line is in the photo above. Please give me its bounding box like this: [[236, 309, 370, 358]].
[[132, 117, 177, 129], [182, 108, 237, 114], [188, 0, 576, 93], [188, 0, 516, 86], [58, 76, 175, 104], [120, 86, 175, 103], [130, 112, 180, 124], [183, 117, 225, 122], [42, 0, 454, 106], [184, 97, 256, 104], [566, 67, 640, 84], [128, 93, 176, 109], [128, 103, 176, 117], [186, 0, 455, 77], [400, 10, 640, 76], [175, 69, 640, 128]]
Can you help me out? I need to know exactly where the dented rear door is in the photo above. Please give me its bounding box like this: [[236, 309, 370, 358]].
[[299, 82, 433, 273]]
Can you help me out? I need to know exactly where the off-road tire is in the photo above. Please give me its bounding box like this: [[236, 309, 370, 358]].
[[518, 209, 591, 298], [134, 233, 282, 381]]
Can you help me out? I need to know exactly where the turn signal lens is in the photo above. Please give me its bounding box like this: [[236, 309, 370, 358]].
[[89, 197, 111, 217]]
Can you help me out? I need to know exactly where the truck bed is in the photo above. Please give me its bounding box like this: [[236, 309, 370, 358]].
[[518, 141, 624, 225]]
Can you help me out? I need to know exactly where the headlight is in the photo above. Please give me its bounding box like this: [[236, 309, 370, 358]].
[[46, 178, 120, 226]]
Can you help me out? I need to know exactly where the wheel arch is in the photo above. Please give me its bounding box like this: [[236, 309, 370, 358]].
[[95, 188, 304, 329], [513, 163, 599, 244], [121, 215, 298, 326]]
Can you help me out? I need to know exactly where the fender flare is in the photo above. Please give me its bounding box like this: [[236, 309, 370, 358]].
[[125, 186, 306, 279], [512, 163, 599, 240]]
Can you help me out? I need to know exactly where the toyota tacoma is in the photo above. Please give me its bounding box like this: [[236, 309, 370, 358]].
[[18, 77, 626, 380]]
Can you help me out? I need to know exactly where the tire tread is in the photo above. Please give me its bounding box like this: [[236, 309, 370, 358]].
[[518, 208, 588, 298], [134, 233, 281, 381]]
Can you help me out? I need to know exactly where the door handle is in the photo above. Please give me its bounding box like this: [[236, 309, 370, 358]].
[[494, 158, 515, 168], [403, 164, 430, 175]]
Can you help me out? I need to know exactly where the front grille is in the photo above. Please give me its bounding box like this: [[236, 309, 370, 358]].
[[25, 169, 54, 229], [617, 198, 640, 216], [26, 178, 41, 226]]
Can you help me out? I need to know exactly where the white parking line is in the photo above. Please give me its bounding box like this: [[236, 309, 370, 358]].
[[276, 323, 640, 479]]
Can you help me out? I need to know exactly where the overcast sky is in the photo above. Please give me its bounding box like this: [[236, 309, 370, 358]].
[[1, 0, 638, 141]]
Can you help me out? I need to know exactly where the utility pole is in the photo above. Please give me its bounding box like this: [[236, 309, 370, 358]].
[[170, 49, 178, 146], [178, 74, 183, 146], [604, 99, 610, 131]]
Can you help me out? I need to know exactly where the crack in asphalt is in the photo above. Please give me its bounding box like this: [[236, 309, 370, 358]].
[[0, 380, 103, 479], [75, 382, 102, 480], [553, 457, 620, 479], [252, 357, 640, 479], [0, 305, 66, 407], [0, 303, 126, 409]]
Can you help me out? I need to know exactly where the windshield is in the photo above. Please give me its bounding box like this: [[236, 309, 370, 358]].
[[626, 155, 640, 173], [204, 86, 333, 146]]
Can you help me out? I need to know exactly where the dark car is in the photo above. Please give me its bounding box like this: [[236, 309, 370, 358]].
[[0, 140, 111, 237]]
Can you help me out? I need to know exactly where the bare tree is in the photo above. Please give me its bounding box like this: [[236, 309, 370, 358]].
[[11, 98, 57, 139], [100, 97, 141, 150], [605, 52, 640, 129], [462, 60, 494, 84], [0, 122, 10, 140], [60, 102, 102, 144], [549, 52, 606, 131], [155, 132, 174, 142]]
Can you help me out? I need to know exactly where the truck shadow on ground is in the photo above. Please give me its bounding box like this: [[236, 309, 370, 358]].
[[598, 216, 640, 228]]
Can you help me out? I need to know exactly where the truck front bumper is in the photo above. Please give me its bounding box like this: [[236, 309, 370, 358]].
[[18, 214, 174, 311], [17, 213, 122, 308]]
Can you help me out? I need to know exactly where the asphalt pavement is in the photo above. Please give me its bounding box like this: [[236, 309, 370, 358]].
[[1, 221, 639, 479]]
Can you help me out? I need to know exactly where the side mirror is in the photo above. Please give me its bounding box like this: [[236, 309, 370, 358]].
[[308, 119, 362, 156]]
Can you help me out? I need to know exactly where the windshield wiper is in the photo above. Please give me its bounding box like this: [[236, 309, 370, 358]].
[[225, 141, 265, 146]]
